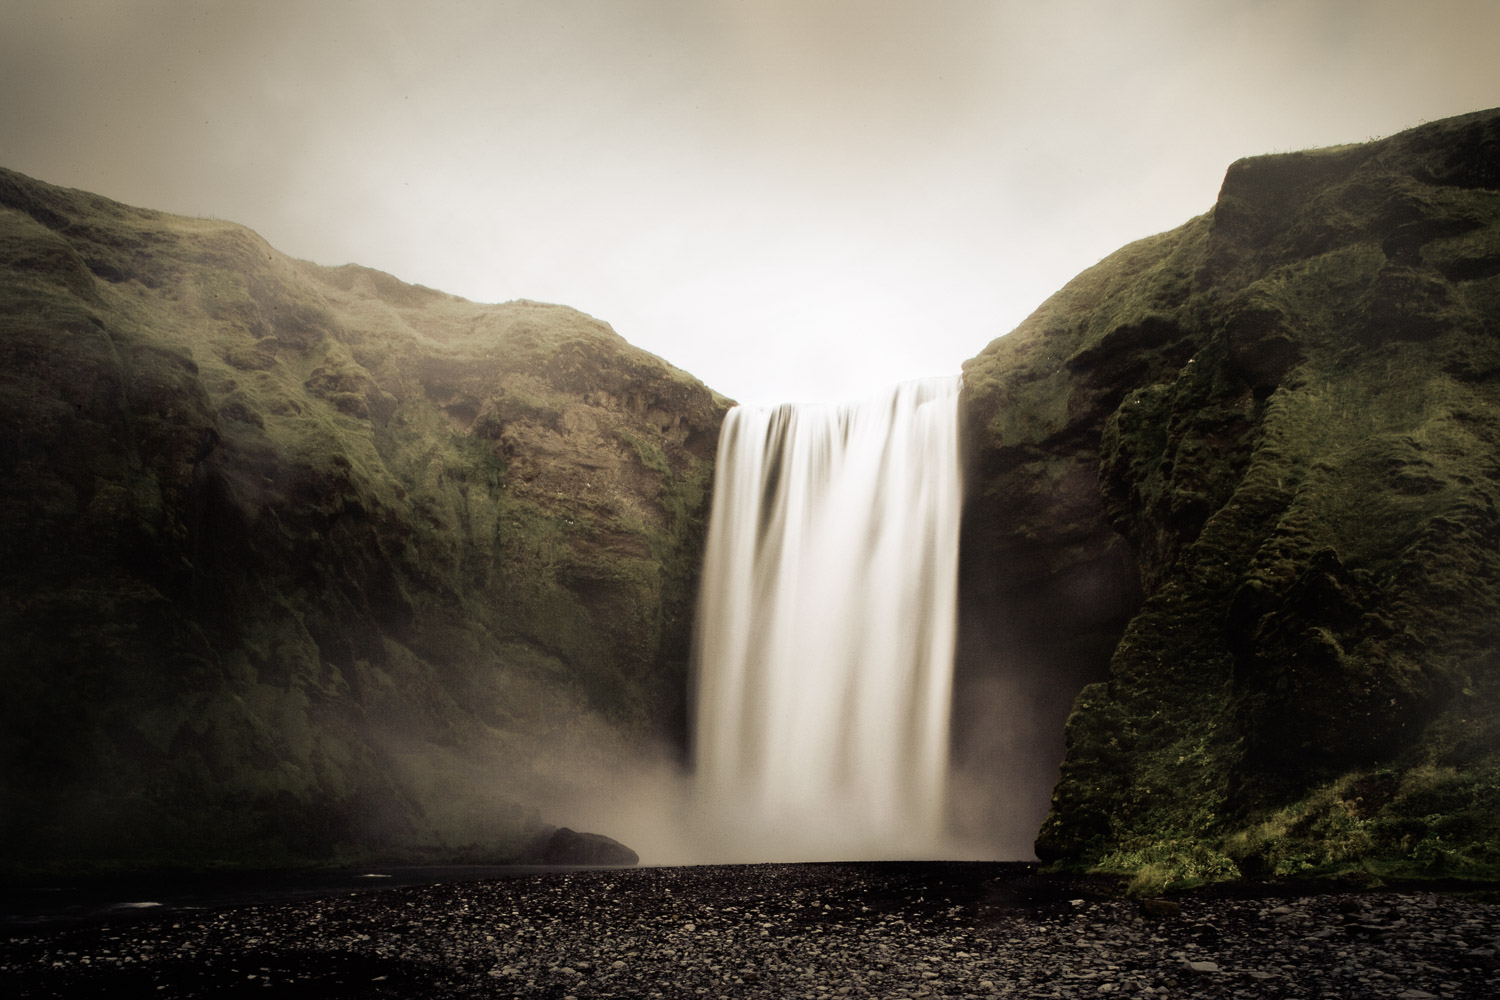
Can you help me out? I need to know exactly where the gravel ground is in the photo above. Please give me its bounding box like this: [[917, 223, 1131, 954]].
[[2, 861, 1498, 998]]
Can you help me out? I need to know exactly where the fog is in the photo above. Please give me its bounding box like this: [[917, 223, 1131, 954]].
[[4, 1, 1497, 404]]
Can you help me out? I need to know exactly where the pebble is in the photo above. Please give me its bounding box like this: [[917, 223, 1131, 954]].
[[1, 862, 1497, 998]]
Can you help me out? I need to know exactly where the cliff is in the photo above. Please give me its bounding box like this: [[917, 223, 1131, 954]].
[[961, 108, 1500, 887], [0, 167, 728, 872], [7, 108, 1500, 884]]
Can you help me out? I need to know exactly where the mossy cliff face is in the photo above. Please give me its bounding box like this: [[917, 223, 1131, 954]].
[[0, 167, 728, 871], [961, 108, 1500, 886]]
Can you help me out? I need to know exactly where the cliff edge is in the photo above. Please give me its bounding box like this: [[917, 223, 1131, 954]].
[[961, 108, 1500, 887], [0, 167, 728, 871]]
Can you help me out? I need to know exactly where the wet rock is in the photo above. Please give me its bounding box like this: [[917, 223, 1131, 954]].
[[4, 863, 1497, 999], [1138, 898, 1181, 918], [518, 826, 640, 866]]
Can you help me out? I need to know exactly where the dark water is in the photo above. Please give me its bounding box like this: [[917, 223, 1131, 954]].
[[0, 864, 576, 930]]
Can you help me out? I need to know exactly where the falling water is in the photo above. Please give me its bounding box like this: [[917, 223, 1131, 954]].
[[692, 377, 963, 860]]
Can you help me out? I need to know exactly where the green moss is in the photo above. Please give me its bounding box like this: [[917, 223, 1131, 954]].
[[1219, 656, 1500, 883], [1099, 842, 1242, 896], [973, 109, 1500, 889], [0, 164, 728, 873]]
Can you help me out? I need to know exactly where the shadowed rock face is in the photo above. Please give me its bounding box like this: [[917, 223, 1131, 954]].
[[0, 167, 729, 872], [519, 826, 640, 866], [960, 108, 1500, 885]]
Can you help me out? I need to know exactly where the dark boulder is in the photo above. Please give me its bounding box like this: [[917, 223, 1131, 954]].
[[520, 827, 640, 866]]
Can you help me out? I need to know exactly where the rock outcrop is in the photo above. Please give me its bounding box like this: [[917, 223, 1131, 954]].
[[961, 108, 1500, 886], [518, 826, 640, 866], [0, 167, 728, 872]]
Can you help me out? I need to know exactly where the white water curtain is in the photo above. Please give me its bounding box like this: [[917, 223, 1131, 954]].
[[692, 377, 963, 860]]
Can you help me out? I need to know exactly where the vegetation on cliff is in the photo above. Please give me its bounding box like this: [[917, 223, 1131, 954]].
[[961, 108, 1500, 889], [0, 167, 728, 872], [8, 107, 1499, 887]]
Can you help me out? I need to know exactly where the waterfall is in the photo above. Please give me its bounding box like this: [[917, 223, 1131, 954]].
[[691, 377, 963, 860]]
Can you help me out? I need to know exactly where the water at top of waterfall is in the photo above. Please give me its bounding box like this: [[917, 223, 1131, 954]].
[[691, 376, 963, 861]]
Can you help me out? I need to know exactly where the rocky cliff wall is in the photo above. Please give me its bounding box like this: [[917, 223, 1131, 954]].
[[960, 108, 1500, 887], [0, 167, 728, 872], [8, 108, 1500, 884]]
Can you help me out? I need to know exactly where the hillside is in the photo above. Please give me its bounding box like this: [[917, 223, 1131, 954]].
[[960, 108, 1500, 888], [0, 167, 728, 871]]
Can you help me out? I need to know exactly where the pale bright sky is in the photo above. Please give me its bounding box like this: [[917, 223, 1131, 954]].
[[4, 1, 1498, 404]]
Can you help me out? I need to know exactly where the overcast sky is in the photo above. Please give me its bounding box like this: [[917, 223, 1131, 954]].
[[4, 1, 1498, 404]]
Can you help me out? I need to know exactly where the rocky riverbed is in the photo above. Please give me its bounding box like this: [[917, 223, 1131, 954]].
[[2, 862, 1497, 998]]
